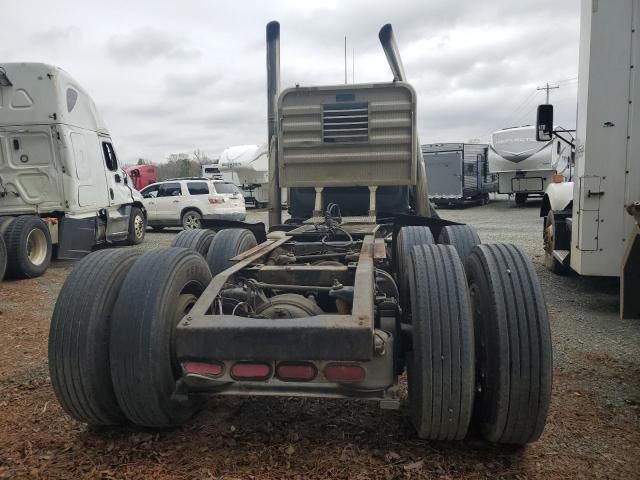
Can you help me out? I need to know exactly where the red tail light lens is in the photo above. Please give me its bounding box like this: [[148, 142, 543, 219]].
[[324, 363, 365, 383], [181, 361, 223, 377], [276, 363, 317, 382], [209, 197, 224, 204], [231, 362, 271, 381]]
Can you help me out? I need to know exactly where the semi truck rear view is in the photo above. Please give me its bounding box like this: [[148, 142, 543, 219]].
[[0, 63, 146, 280], [48, 22, 553, 447]]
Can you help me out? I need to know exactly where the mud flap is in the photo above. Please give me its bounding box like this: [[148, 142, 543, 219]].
[[621, 226, 640, 319], [58, 217, 97, 259]]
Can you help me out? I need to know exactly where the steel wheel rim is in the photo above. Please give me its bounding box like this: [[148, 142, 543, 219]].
[[184, 214, 200, 229], [171, 292, 199, 376], [469, 283, 486, 395], [26, 229, 47, 266], [134, 214, 145, 238]]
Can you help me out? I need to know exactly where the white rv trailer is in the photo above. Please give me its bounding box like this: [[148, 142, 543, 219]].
[[0, 63, 146, 280], [488, 124, 573, 205], [217, 144, 269, 207], [201, 156, 224, 181], [539, 0, 640, 319]]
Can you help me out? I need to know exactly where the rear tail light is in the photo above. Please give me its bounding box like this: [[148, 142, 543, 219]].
[[276, 362, 317, 382], [324, 363, 365, 383], [231, 362, 271, 381], [209, 197, 225, 204], [181, 361, 223, 377]]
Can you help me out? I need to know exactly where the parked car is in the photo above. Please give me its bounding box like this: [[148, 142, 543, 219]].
[[140, 178, 246, 230]]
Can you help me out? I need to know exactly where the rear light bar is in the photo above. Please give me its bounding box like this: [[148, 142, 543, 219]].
[[324, 363, 365, 383], [276, 362, 317, 382], [181, 361, 223, 377], [209, 197, 225, 204], [230, 362, 272, 381]]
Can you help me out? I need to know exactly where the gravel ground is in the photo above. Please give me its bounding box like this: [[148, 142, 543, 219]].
[[0, 196, 639, 479]]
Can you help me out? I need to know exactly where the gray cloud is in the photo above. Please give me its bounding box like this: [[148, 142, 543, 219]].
[[1, 0, 581, 162], [30, 26, 80, 45], [106, 27, 200, 64]]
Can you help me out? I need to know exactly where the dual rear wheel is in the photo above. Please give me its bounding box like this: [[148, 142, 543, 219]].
[[49, 228, 257, 427], [398, 225, 552, 445], [1, 215, 52, 279]]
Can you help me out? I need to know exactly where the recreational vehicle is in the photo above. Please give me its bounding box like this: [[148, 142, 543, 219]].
[[489, 125, 573, 205]]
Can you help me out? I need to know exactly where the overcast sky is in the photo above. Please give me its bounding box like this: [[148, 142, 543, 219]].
[[0, 0, 580, 163]]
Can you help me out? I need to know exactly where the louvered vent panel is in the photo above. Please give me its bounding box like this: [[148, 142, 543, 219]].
[[322, 102, 368, 143]]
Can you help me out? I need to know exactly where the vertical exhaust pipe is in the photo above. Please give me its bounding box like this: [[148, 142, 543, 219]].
[[378, 24, 406, 82], [267, 21, 282, 227], [378, 24, 431, 217]]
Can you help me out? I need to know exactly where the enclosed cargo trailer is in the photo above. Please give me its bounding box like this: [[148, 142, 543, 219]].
[[422, 143, 495, 206]]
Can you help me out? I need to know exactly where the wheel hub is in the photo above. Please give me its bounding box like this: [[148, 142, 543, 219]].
[[184, 215, 200, 229], [134, 215, 144, 238], [26, 229, 47, 266]]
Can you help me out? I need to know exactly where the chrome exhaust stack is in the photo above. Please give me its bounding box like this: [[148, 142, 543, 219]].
[[266, 21, 282, 227], [378, 24, 431, 217], [378, 24, 406, 82]]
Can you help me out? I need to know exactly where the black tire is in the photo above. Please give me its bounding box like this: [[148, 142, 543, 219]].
[[395, 226, 435, 314], [0, 236, 6, 281], [206, 229, 257, 277], [406, 244, 475, 440], [3, 215, 52, 279], [181, 210, 202, 230], [0, 216, 15, 235], [171, 228, 216, 258], [429, 202, 441, 219], [543, 210, 570, 275], [466, 244, 552, 445], [438, 225, 481, 263], [515, 193, 527, 206], [48, 249, 141, 425], [126, 207, 146, 245], [110, 248, 212, 427]]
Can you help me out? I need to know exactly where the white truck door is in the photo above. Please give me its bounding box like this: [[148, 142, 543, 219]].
[[70, 130, 109, 211], [98, 136, 133, 207], [0, 125, 65, 214]]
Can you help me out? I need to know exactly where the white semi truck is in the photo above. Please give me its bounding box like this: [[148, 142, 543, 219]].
[[539, 0, 640, 319], [489, 124, 573, 205], [0, 63, 146, 280]]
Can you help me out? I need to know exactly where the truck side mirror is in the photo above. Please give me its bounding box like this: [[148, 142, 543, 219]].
[[536, 104, 554, 141]]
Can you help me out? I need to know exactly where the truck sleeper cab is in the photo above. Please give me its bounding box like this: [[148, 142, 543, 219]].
[[0, 63, 146, 280]]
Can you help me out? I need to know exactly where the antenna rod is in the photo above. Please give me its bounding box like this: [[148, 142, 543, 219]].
[[344, 36, 347, 84], [352, 47, 355, 83]]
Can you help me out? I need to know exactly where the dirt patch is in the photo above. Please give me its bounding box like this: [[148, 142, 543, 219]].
[[1, 210, 640, 478]]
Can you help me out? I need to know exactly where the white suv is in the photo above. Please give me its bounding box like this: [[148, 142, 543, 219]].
[[140, 178, 246, 230]]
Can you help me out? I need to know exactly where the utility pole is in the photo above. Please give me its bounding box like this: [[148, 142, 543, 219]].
[[537, 82, 560, 103]]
